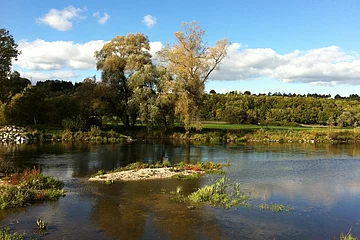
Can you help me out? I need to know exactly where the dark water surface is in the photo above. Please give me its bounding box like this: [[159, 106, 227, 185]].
[[1, 142, 360, 239]]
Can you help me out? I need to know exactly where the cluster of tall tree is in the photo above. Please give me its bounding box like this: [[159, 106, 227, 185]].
[[200, 92, 360, 127], [0, 23, 229, 132], [1, 25, 360, 131]]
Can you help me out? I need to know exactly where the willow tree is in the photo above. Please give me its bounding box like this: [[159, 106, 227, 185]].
[[158, 22, 229, 133], [95, 33, 152, 127]]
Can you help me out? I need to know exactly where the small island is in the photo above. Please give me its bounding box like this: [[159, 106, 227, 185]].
[[89, 161, 228, 182]]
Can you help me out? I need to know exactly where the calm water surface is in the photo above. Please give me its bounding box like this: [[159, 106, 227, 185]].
[[1, 142, 360, 239]]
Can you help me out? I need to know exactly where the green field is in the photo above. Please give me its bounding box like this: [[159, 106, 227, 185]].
[[199, 122, 326, 131]]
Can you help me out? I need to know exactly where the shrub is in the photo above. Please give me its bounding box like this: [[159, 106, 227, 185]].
[[89, 125, 101, 137], [61, 116, 86, 131], [61, 129, 73, 141]]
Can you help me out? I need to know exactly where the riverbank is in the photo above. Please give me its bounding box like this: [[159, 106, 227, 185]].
[[0, 167, 65, 209], [2, 124, 360, 145]]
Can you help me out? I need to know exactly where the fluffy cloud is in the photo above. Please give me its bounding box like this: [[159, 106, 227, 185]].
[[15, 38, 360, 86], [93, 12, 110, 24], [13, 39, 163, 81], [15, 39, 106, 71], [37, 6, 85, 31], [212, 43, 360, 85], [142, 14, 157, 29]]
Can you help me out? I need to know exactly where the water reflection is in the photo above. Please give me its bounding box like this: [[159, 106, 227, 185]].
[[89, 179, 224, 239], [1, 142, 360, 239]]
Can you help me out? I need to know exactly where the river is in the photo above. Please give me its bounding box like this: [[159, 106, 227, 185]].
[[0, 142, 360, 239]]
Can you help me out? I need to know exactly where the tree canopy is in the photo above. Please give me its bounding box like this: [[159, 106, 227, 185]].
[[95, 33, 153, 127], [158, 21, 229, 132]]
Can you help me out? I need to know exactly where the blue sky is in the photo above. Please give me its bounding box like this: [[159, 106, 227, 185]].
[[1, 0, 360, 96]]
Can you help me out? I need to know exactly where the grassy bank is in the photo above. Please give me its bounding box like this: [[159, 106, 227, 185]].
[[0, 168, 65, 209], [3, 122, 360, 144], [170, 127, 360, 144]]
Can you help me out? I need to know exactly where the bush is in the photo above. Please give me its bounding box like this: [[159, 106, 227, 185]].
[[61, 129, 73, 141], [61, 116, 86, 131], [89, 125, 101, 137]]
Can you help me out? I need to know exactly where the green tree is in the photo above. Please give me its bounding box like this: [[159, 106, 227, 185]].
[[0, 29, 21, 103], [158, 21, 229, 133], [134, 65, 175, 132], [95, 33, 152, 128], [5, 85, 46, 125]]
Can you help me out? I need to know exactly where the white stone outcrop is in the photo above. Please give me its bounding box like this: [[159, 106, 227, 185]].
[[0, 125, 32, 144]]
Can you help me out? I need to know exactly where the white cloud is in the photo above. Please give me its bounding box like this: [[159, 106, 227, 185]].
[[15, 38, 360, 86], [211, 43, 360, 85], [15, 39, 106, 71], [13, 39, 164, 82], [149, 41, 163, 63], [93, 12, 110, 24], [142, 14, 157, 29], [37, 6, 85, 31]]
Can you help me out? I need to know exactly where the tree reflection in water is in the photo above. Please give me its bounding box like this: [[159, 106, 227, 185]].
[[90, 179, 224, 240]]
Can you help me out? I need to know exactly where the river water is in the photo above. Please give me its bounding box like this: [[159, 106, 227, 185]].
[[0, 142, 360, 239]]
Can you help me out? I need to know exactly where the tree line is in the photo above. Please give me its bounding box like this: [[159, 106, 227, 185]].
[[1, 25, 360, 132]]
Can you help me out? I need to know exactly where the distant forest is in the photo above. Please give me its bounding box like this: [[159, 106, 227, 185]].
[[1, 78, 360, 130]]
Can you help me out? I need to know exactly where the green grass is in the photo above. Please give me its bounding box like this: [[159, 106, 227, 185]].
[[172, 173, 201, 180], [187, 176, 251, 209], [201, 122, 326, 131], [106, 161, 228, 175], [0, 168, 65, 209], [0, 228, 24, 240]]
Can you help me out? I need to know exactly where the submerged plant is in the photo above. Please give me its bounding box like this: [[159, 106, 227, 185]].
[[170, 185, 185, 202], [259, 203, 294, 212]]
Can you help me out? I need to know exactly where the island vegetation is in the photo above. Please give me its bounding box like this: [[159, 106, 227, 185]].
[[0, 165, 65, 209], [89, 161, 228, 182]]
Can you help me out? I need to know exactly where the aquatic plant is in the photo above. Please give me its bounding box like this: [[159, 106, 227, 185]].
[[170, 185, 185, 202], [36, 218, 47, 230], [94, 169, 106, 176], [0, 228, 24, 240], [173, 161, 229, 174], [172, 173, 201, 180], [105, 179, 114, 185], [259, 203, 294, 212], [187, 176, 251, 209], [339, 229, 358, 240]]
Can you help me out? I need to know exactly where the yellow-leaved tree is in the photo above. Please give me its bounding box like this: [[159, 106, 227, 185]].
[[158, 22, 229, 133]]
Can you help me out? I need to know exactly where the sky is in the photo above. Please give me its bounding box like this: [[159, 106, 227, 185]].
[[1, 0, 360, 96]]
